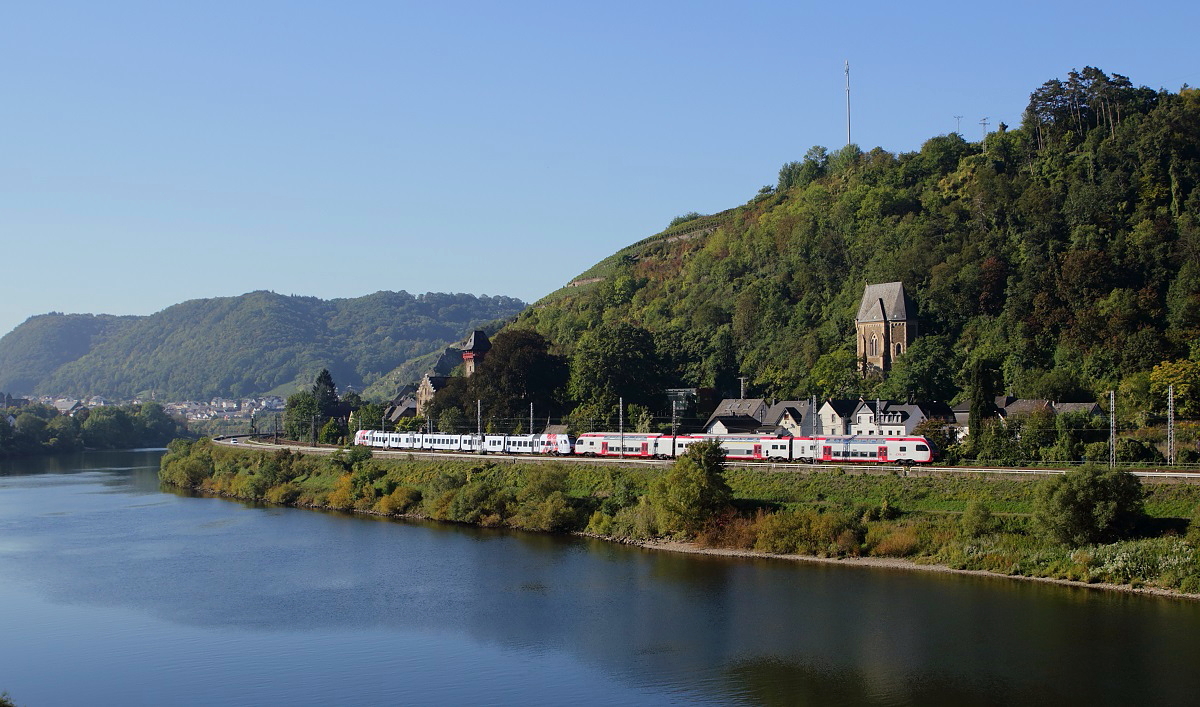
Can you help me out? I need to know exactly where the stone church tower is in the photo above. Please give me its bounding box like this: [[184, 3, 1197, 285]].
[[855, 282, 916, 373]]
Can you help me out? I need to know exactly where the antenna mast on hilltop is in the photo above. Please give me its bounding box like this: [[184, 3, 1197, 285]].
[[844, 61, 851, 146]]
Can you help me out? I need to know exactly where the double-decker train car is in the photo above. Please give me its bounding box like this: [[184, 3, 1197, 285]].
[[355, 429, 934, 464], [354, 430, 573, 456], [809, 436, 933, 464], [573, 432, 671, 458]]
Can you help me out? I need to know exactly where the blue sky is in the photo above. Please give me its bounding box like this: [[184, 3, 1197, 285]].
[[2, 0, 1196, 337]]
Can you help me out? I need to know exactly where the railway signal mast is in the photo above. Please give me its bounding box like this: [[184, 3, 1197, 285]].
[[1168, 385, 1175, 464]]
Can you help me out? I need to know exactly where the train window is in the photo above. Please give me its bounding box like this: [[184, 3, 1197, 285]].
[[899, 446, 907, 452], [916, 444, 929, 451]]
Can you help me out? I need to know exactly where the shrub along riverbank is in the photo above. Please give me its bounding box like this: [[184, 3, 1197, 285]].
[[159, 438, 1200, 595]]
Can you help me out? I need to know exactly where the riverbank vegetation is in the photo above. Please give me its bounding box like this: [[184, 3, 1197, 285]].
[[160, 439, 1200, 595], [0, 402, 186, 458]]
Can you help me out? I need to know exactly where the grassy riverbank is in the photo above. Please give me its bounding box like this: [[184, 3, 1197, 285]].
[[159, 438, 1200, 595]]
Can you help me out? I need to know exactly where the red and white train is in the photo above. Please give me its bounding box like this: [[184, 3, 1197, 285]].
[[354, 429, 935, 464]]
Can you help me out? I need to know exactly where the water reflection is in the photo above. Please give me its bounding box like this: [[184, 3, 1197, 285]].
[[1, 452, 1199, 706]]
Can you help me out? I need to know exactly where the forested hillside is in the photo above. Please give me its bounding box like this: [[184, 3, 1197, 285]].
[[511, 68, 1199, 421], [0, 290, 524, 400], [0, 313, 136, 394]]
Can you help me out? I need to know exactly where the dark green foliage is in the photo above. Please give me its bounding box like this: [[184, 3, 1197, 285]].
[[754, 509, 864, 556], [650, 439, 733, 535], [568, 322, 664, 409], [0, 402, 187, 458], [312, 369, 339, 418], [158, 441, 1200, 592], [960, 500, 997, 538], [668, 212, 704, 228], [1033, 465, 1145, 545], [0, 291, 524, 399], [1188, 505, 1200, 545], [516, 71, 1200, 419], [284, 391, 318, 442], [429, 329, 568, 431]]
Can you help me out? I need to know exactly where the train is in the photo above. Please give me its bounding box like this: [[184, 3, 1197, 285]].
[[353, 429, 936, 464]]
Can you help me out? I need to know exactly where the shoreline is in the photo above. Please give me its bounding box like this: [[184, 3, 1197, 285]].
[[174, 482, 1200, 602], [635, 538, 1200, 602]]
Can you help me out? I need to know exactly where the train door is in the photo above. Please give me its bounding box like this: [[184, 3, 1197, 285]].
[[601, 442, 608, 455], [641, 442, 649, 456], [753, 444, 762, 460], [822, 445, 832, 461], [878, 445, 888, 462]]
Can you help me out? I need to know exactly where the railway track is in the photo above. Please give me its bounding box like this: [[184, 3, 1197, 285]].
[[222, 437, 1200, 482]]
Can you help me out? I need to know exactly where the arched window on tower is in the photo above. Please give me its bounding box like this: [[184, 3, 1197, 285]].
[[870, 335, 878, 357], [895, 343, 903, 357]]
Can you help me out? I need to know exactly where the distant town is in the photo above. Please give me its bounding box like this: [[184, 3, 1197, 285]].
[[1, 392, 285, 423]]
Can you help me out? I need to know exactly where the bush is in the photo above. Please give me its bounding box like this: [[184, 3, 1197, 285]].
[[513, 491, 578, 532], [961, 500, 997, 538], [377, 486, 422, 515], [586, 510, 615, 536], [608, 498, 658, 540], [753, 509, 863, 557], [649, 440, 732, 536], [1090, 537, 1198, 586], [695, 510, 759, 550], [1033, 465, 1145, 545], [871, 526, 921, 557], [265, 482, 302, 505], [1188, 505, 1200, 545]]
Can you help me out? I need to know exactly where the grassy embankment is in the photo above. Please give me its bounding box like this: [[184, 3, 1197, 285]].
[[159, 438, 1200, 595]]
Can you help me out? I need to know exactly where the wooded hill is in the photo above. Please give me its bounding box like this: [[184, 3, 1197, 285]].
[[513, 68, 1199, 420], [0, 290, 525, 400]]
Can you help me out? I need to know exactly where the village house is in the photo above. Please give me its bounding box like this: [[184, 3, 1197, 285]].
[[849, 400, 958, 437], [816, 399, 858, 435], [952, 396, 1102, 439], [703, 398, 768, 434], [53, 399, 85, 416], [416, 374, 450, 417], [762, 400, 818, 436]]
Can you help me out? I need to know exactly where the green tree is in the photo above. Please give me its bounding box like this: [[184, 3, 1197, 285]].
[[875, 335, 958, 401], [285, 391, 318, 442], [44, 415, 82, 452], [438, 406, 466, 434], [312, 369, 339, 418], [1033, 465, 1145, 545], [136, 402, 180, 445], [81, 407, 136, 449], [469, 329, 568, 424], [318, 417, 344, 445], [1150, 359, 1200, 418], [650, 439, 732, 536], [568, 322, 662, 409], [807, 347, 861, 400]]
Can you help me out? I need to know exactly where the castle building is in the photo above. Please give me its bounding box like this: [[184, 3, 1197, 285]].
[[460, 330, 491, 377], [855, 282, 916, 373]]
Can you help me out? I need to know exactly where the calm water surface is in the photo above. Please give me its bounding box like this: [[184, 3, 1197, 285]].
[[1, 451, 1198, 706]]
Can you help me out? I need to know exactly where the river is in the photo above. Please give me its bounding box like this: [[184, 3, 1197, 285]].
[[1, 450, 1198, 706]]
